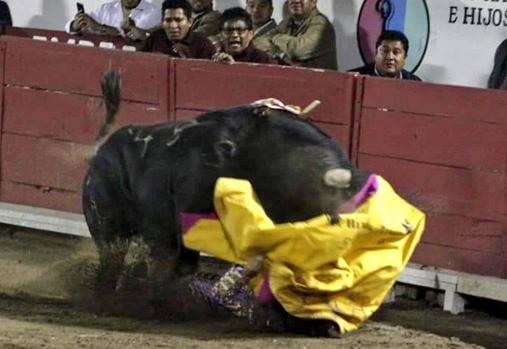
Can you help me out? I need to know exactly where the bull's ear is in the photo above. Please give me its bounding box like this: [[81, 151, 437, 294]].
[[215, 140, 237, 158], [323, 168, 352, 188], [252, 106, 271, 117]]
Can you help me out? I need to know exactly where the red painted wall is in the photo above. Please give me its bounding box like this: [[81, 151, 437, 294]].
[[0, 34, 505, 279], [355, 78, 507, 278]]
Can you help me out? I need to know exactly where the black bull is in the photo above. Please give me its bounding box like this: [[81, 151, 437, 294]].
[[82, 72, 369, 294]]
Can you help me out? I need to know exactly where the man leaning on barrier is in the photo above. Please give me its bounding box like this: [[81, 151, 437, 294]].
[[213, 7, 275, 65], [65, 0, 160, 42], [144, 0, 216, 59], [349, 30, 422, 81]]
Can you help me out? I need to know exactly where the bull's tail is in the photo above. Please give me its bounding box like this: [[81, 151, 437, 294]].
[[97, 70, 121, 141], [85, 71, 121, 163]]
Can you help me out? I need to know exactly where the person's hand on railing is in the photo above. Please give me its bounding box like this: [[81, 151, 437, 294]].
[[213, 51, 235, 64], [71, 12, 89, 32]]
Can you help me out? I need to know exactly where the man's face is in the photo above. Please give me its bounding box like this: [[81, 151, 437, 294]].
[[246, 0, 273, 26], [189, 0, 212, 13], [374, 40, 407, 78], [288, 0, 317, 20], [121, 0, 141, 10], [162, 8, 192, 42], [222, 19, 253, 56]]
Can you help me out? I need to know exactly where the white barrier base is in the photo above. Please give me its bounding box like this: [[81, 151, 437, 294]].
[[0, 202, 90, 238]]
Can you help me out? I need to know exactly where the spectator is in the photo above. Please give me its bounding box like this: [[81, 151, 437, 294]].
[[213, 7, 274, 64], [65, 0, 160, 41], [245, 0, 277, 53], [487, 38, 507, 90], [265, 0, 337, 70], [189, 0, 220, 37], [0, 1, 12, 27], [144, 0, 215, 59], [349, 30, 422, 81]]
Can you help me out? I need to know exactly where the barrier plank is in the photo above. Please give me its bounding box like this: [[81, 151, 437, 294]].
[[412, 243, 504, 278], [313, 122, 350, 150], [2, 36, 168, 104], [424, 213, 503, 254], [359, 154, 504, 222], [504, 232, 507, 278], [175, 108, 201, 121], [174, 60, 355, 125], [359, 108, 505, 172], [0, 42, 6, 192], [3, 87, 164, 144], [0, 181, 81, 213], [1, 134, 90, 191], [361, 77, 507, 125]]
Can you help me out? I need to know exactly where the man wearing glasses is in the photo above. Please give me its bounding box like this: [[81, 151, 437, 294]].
[[213, 7, 274, 64]]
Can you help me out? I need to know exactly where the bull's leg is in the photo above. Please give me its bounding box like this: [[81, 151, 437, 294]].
[[145, 241, 179, 290], [95, 238, 130, 295], [82, 173, 132, 298], [138, 207, 181, 303]]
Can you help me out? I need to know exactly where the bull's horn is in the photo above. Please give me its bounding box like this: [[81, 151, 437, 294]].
[[323, 168, 352, 188]]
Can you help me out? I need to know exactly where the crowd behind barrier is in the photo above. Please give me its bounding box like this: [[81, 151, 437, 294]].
[[0, 34, 505, 280], [1, 0, 506, 88]]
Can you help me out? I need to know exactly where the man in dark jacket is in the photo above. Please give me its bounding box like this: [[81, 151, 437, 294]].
[[213, 7, 275, 64], [0, 1, 12, 27], [144, 0, 215, 59], [488, 39, 507, 90], [349, 30, 422, 81]]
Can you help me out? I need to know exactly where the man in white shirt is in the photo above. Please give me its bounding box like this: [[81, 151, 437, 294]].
[[65, 0, 161, 41]]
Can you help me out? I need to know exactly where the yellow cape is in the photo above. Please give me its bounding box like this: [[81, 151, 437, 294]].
[[183, 176, 425, 333]]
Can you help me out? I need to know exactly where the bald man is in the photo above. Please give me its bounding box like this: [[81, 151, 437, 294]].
[[267, 0, 337, 70]]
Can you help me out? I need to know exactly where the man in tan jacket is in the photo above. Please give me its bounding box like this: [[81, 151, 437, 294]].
[[266, 0, 337, 70], [245, 0, 277, 53]]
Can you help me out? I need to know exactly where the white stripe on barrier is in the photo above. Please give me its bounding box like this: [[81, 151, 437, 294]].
[[0, 202, 90, 238]]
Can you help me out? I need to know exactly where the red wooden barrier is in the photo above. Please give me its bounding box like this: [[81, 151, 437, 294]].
[[354, 76, 507, 278], [0, 34, 505, 279], [0, 36, 170, 212], [0, 42, 5, 191]]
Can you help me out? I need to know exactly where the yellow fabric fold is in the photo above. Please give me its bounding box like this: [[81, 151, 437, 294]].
[[183, 176, 425, 333]]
